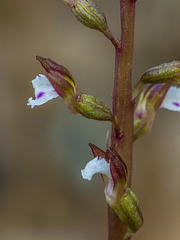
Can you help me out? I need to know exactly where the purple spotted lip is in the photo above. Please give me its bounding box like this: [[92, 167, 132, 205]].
[[37, 91, 45, 99], [173, 102, 180, 107]]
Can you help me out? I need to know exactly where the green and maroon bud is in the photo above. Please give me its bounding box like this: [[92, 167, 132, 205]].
[[62, 0, 120, 47]]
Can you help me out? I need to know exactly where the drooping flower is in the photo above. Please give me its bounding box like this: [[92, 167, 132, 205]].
[[27, 56, 114, 122], [81, 144, 143, 238], [82, 144, 128, 203]]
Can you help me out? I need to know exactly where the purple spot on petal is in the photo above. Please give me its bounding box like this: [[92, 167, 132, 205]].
[[37, 92, 45, 99], [98, 157, 103, 160], [173, 102, 180, 107]]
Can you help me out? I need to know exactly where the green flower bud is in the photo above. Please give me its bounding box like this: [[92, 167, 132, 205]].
[[63, 0, 108, 32], [141, 61, 180, 84], [74, 93, 114, 121], [133, 61, 180, 99], [114, 188, 143, 239], [63, 0, 120, 47]]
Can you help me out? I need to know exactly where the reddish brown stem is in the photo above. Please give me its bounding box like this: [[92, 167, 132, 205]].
[[109, 0, 136, 239]]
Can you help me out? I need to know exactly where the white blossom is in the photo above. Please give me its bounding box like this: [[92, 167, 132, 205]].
[[81, 156, 114, 197], [27, 74, 59, 108]]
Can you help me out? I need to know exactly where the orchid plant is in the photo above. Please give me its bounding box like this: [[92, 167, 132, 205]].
[[27, 1, 180, 239]]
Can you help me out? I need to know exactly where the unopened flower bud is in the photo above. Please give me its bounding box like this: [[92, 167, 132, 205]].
[[114, 188, 143, 238], [63, 0, 108, 32], [133, 61, 180, 99], [73, 93, 114, 121], [141, 61, 180, 84], [63, 0, 120, 47]]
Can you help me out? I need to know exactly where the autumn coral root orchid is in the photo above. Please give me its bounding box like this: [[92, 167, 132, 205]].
[[81, 144, 143, 238], [27, 56, 114, 122], [26, 0, 180, 237]]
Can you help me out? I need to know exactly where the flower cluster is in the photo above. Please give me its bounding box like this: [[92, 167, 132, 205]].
[[27, 57, 180, 237]]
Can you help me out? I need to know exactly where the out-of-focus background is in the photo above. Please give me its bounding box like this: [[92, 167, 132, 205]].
[[1, 0, 180, 239]]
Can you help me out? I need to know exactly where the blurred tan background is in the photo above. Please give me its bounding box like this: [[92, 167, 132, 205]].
[[1, 0, 180, 239]]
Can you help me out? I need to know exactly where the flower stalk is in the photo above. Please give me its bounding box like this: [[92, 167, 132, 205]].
[[110, 0, 136, 239], [27, 0, 180, 239]]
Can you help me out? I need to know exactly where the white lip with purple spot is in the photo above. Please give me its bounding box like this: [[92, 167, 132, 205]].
[[81, 156, 114, 198], [160, 86, 180, 111], [27, 74, 59, 108], [37, 91, 45, 99]]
